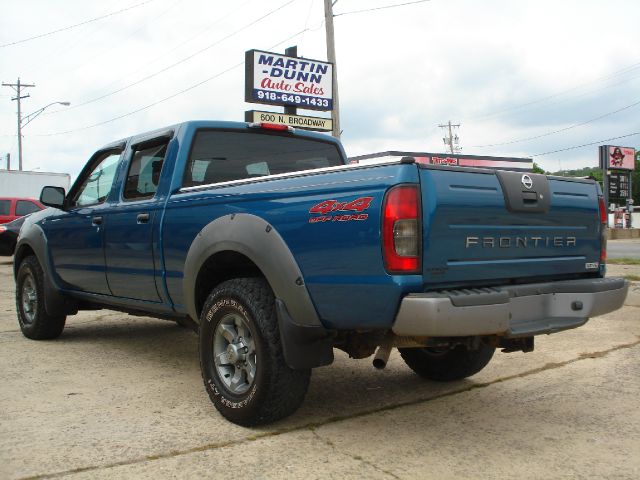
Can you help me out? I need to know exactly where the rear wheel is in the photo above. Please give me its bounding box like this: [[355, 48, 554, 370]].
[[16, 255, 66, 340], [199, 278, 310, 426], [399, 343, 495, 381]]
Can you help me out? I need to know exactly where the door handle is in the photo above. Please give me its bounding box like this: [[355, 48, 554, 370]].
[[137, 213, 150, 224], [92, 216, 103, 226]]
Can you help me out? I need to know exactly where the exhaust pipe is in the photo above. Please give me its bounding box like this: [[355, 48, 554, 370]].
[[373, 336, 394, 369]]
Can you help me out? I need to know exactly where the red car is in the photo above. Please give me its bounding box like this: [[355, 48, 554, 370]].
[[0, 197, 44, 224]]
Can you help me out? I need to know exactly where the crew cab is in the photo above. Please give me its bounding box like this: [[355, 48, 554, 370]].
[[14, 120, 628, 426]]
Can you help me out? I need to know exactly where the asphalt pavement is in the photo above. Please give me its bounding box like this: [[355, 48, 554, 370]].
[[1, 258, 639, 479], [608, 238, 640, 259]]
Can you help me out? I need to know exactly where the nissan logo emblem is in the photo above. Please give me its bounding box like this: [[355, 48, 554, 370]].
[[522, 174, 533, 189]]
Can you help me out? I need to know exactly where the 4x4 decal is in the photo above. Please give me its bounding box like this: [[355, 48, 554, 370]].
[[309, 196, 373, 223]]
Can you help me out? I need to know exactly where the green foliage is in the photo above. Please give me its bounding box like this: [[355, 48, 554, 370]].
[[545, 147, 639, 204], [532, 162, 546, 174], [608, 258, 640, 265], [549, 166, 602, 179]]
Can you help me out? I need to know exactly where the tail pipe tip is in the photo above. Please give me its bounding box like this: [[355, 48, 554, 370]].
[[373, 342, 393, 370]]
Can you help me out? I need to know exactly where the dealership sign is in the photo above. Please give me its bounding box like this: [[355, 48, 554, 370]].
[[245, 50, 333, 111], [245, 110, 332, 132]]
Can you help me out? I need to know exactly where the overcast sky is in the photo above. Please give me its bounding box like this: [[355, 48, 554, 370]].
[[1, 0, 639, 178]]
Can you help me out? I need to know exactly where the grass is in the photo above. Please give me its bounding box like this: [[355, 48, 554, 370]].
[[607, 257, 640, 265], [624, 275, 640, 282]]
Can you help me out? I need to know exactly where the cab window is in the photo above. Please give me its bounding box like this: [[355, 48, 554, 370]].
[[124, 141, 168, 200], [73, 150, 122, 207]]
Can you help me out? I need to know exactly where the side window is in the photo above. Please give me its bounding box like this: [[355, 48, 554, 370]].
[[0, 200, 10, 215], [124, 141, 168, 200], [15, 200, 41, 216], [73, 151, 122, 207]]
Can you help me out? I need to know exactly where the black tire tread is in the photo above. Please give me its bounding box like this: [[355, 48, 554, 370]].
[[200, 277, 310, 426], [16, 255, 66, 340], [399, 343, 495, 381]]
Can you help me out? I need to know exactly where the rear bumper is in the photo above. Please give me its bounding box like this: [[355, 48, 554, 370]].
[[392, 277, 628, 338]]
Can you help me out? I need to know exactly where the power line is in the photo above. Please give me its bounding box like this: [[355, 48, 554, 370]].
[[31, 0, 187, 82], [531, 131, 640, 157], [0, 0, 156, 48], [41, 0, 255, 115], [33, 26, 318, 137], [467, 60, 640, 121], [42, 0, 295, 113], [334, 0, 430, 17], [470, 99, 640, 148]]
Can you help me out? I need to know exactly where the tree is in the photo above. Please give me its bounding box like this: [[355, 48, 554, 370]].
[[532, 162, 545, 174]]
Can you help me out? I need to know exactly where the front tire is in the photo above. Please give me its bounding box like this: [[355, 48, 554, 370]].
[[16, 255, 66, 340], [199, 278, 310, 426], [399, 343, 495, 381]]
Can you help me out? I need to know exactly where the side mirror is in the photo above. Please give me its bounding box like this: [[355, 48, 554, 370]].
[[40, 186, 66, 209]]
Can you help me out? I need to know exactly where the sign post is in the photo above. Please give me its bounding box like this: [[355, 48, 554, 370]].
[[600, 145, 636, 227]]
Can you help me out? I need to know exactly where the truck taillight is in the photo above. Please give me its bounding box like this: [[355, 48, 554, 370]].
[[598, 196, 607, 225], [382, 185, 421, 274], [598, 196, 607, 263]]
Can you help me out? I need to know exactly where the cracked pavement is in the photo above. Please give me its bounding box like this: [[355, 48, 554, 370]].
[[1, 258, 639, 479]]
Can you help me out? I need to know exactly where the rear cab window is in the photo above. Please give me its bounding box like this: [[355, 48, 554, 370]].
[[182, 130, 343, 188]]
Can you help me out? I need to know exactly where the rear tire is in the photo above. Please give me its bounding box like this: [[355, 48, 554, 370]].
[[399, 343, 495, 381], [199, 278, 310, 426], [16, 255, 66, 340]]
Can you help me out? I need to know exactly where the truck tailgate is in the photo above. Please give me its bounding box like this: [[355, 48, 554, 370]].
[[419, 167, 602, 288]]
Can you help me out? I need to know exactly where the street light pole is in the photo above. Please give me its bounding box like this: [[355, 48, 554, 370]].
[[17, 100, 70, 171], [21, 101, 71, 128], [2, 79, 70, 171]]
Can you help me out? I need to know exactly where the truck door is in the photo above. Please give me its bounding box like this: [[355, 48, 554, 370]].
[[103, 137, 169, 302], [45, 148, 123, 294]]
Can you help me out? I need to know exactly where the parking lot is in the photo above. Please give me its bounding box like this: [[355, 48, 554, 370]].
[[1, 254, 639, 479]]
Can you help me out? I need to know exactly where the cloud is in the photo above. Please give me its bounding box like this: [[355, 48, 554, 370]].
[[0, 0, 638, 178]]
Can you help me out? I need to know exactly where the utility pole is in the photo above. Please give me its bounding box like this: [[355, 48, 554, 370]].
[[6, 153, 10, 170], [324, 0, 340, 139], [438, 120, 461, 154], [2, 78, 35, 171], [284, 45, 298, 116]]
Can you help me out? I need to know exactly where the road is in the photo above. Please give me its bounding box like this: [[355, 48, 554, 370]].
[[0, 258, 639, 479], [608, 238, 640, 259]]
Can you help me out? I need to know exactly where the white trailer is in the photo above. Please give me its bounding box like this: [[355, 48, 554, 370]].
[[0, 170, 71, 199]]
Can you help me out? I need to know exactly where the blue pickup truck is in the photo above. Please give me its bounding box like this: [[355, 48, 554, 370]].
[[14, 120, 628, 425]]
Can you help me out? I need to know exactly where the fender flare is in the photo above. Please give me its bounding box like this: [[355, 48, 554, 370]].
[[183, 214, 334, 369], [14, 223, 77, 316], [183, 213, 321, 328]]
